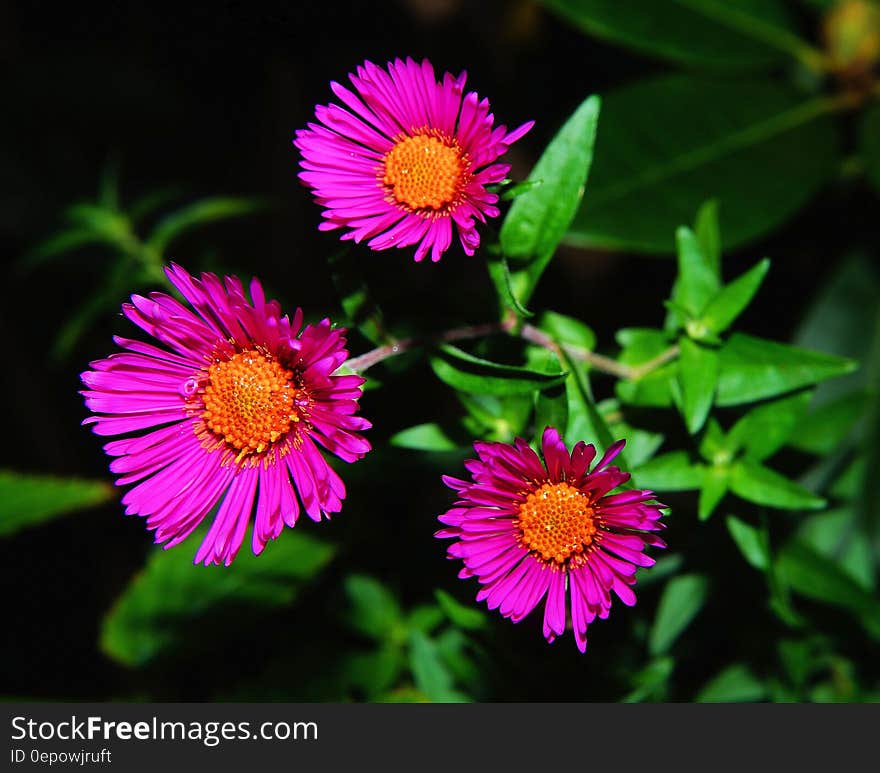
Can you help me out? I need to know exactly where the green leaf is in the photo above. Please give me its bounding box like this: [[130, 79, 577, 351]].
[[486, 255, 534, 318], [649, 574, 709, 656], [788, 391, 868, 455], [390, 423, 459, 452], [623, 657, 675, 703], [673, 227, 721, 319], [147, 196, 266, 255], [601, 399, 665, 468], [678, 338, 720, 434], [430, 344, 567, 397], [539, 311, 596, 351], [795, 256, 879, 403], [860, 104, 880, 195], [729, 460, 826, 510], [776, 541, 880, 639], [565, 76, 840, 253], [726, 390, 813, 461], [615, 328, 677, 408], [633, 452, 703, 492], [408, 631, 462, 702], [344, 574, 402, 641], [795, 508, 875, 591], [344, 644, 405, 699], [502, 95, 600, 304], [0, 470, 114, 537], [562, 360, 619, 463], [636, 554, 685, 587], [696, 663, 766, 702], [21, 229, 117, 270], [129, 186, 185, 222], [435, 590, 488, 631], [725, 515, 771, 571], [694, 199, 722, 275], [527, 347, 569, 435], [698, 466, 729, 520], [458, 393, 534, 441], [407, 605, 445, 635], [698, 418, 728, 463], [716, 333, 856, 406], [700, 258, 771, 335], [101, 532, 336, 666], [540, 0, 798, 70]]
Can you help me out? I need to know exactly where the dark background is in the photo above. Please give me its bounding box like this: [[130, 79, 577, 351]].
[[1, 0, 870, 701]]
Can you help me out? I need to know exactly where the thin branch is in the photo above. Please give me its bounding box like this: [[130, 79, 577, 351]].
[[344, 319, 681, 380], [344, 322, 504, 373]]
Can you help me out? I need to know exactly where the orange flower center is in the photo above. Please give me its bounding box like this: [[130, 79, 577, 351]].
[[516, 482, 597, 566], [201, 350, 302, 456], [382, 133, 469, 211]]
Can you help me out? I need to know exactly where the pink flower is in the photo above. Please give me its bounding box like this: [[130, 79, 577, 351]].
[[81, 264, 371, 565], [436, 428, 666, 652], [295, 57, 533, 263]]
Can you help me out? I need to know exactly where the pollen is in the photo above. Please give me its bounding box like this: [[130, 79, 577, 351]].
[[382, 133, 470, 211], [516, 482, 597, 566], [201, 350, 303, 456]]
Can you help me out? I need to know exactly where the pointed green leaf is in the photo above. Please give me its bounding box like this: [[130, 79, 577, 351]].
[[408, 631, 461, 702], [726, 390, 813, 461], [430, 344, 567, 397], [788, 391, 868, 455], [678, 338, 720, 434], [701, 258, 771, 334], [540, 0, 798, 70], [147, 197, 266, 255], [390, 423, 459, 452], [699, 466, 729, 520], [623, 657, 675, 703], [435, 590, 488, 631], [562, 361, 620, 463], [502, 95, 600, 304], [729, 460, 826, 510], [0, 470, 114, 537], [674, 227, 720, 318], [795, 508, 875, 591], [694, 199, 722, 275], [539, 311, 596, 351], [716, 333, 856, 406], [615, 328, 677, 408], [486, 255, 534, 318], [698, 418, 729, 463], [529, 347, 569, 435], [565, 76, 840, 253], [776, 541, 880, 639], [601, 399, 665, 468], [21, 229, 116, 270], [101, 531, 336, 666], [633, 452, 703, 492], [649, 574, 709, 656], [344, 574, 403, 641], [725, 515, 771, 571], [697, 663, 765, 702]]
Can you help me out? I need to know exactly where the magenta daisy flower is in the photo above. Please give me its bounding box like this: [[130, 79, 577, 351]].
[[436, 428, 666, 652], [294, 57, 533, 263], [81, 264, 371, 566]]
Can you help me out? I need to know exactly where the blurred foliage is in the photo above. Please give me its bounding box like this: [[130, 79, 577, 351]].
[[6, 0, 880, 705], [21, 164, 266, 361], [541, 0, 880, 253]]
